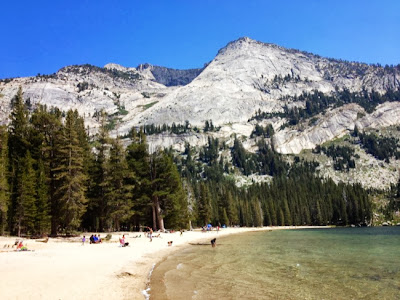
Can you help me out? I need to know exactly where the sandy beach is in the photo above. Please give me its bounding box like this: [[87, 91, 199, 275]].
[[0, 227, 323, 300]]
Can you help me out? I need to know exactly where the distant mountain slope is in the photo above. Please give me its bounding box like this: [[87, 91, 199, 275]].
[[0, 36, 399, 153], [135, 37, 399, 126], [136, 63, 204, 87]]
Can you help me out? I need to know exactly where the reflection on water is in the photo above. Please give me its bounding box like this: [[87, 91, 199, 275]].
[[149, 227, 400, 300]]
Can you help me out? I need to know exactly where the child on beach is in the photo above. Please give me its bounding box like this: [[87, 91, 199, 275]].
[[82, 236, 86, 245], [211, 238, 216, 248]]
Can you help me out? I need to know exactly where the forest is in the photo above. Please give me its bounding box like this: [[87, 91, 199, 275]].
[[0, 88, 379, 237], [250, 88, 400, 127]]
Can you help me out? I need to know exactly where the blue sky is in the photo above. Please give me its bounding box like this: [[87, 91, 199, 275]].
[[1, 0, 399, 79]]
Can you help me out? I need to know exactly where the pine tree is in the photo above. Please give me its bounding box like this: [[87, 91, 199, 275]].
[[160, 152, 188, 229], [148, 150, 188, 230], [0, 126, 9, 234], [35, 159, 51, 235], [8, 87, 31, 234], [54, 110, 87, 233], [197, 182, 211, 226], [86, 111, 110, 231], [103, 138, 134, 231], [15, 151, 37, 236], [30, 105, 63, 235], [126, 128, 152, 230]]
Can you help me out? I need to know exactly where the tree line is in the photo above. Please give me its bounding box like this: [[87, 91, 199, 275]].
[[0, 88, 187, 236], [176, 136, 373, 227], [0, 88, 380, 236], [250, 88, 400, 126]]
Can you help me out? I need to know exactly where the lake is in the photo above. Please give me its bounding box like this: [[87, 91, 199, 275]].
[[148, 227, 400, 299]]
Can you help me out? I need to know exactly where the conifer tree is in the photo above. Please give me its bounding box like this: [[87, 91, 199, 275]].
[[35, 159, 51, 235], [8, 87, 31, 234], [103, 138, 134, 231], [30, 106, 63, 235], [126, 128, 151, 230], [15, 151, 37, 236], [148, 150, 187, 230], [0, 126, 9, 234], [86, 111, 109, 231], [160, 152, 188, 229], [54, 110, 87, 233], [197, 182, 211, 226]]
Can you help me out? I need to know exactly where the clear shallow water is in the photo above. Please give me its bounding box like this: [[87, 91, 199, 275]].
[[149, 227, 400, 300]]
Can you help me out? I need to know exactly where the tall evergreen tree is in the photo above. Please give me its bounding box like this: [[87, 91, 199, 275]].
[[8, 87, 31, 234], [35, 159, 51, 235], [53, 110, 87, 233], [15, 151, 37, 236], [0, 126, 9, 234], [86, 111, 110, 231], [197, 182, 211, 227], [103, 138, 134, 231], [30, 105, 63, 235], [126, 128, 151, 230]]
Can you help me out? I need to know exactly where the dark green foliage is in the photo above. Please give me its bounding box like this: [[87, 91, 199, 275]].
[[126, 128, 152, 230], [203, 120, 219, 132], [175, 133, 370, 227], [77, 81, 89, 92], [0, 88, 387, 235], [231, 138, 289, 176], [250, 88, 400, 125], [319, 145, 357, 171], [60, 64, 140, 82], [53, 110, 88, 233], [250, 124, 274, 138], [385, 177, 400, 218], [359, 132, 400, 162], [142, 121, 191, 135], [15, 151, 37, 236], [103, 138, 134, 231], [0, 127, 9, 235], [35, 159, 51, 235], [196, 182, 211, 226]]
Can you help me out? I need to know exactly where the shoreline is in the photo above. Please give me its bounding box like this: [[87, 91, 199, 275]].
[[0, 226, 329, 300]]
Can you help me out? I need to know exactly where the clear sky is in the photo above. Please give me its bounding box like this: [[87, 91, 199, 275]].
[[1, 0, 399, 79]]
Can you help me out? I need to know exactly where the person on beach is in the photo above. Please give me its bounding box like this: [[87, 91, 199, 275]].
[[211, 238, 216, 247], [147, 227, 153, 242], [82, 236, 86, 245], [121, 235, 129, 247]]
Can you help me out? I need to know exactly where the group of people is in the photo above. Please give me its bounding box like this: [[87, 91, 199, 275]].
[[89, 234, 102, 244]]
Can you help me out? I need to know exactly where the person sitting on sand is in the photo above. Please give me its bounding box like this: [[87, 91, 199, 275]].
[[96, 234, 102, 243], [17, 241, 23, 250], [121, 235, 129, 247], [89, 235, 94, 244]]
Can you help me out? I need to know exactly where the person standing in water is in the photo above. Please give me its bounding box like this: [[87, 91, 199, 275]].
[[211, 238, 216, 247]]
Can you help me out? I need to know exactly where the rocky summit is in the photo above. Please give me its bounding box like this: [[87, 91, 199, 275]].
[[0, 37, 399, 189]]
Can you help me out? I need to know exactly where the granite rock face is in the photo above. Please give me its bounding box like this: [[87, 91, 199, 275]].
[[1, 37, 399, 152], [134, 37, 400, 127], [136, 63, 204, 87]]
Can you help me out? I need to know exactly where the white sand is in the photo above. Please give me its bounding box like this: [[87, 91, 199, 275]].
[[0, 226, 325, 299]]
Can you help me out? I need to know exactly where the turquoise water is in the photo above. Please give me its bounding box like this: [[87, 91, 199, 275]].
[[149, 227, 400, 299]]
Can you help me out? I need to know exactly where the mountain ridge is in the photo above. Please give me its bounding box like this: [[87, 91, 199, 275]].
[[1, 37, 399, 155]]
